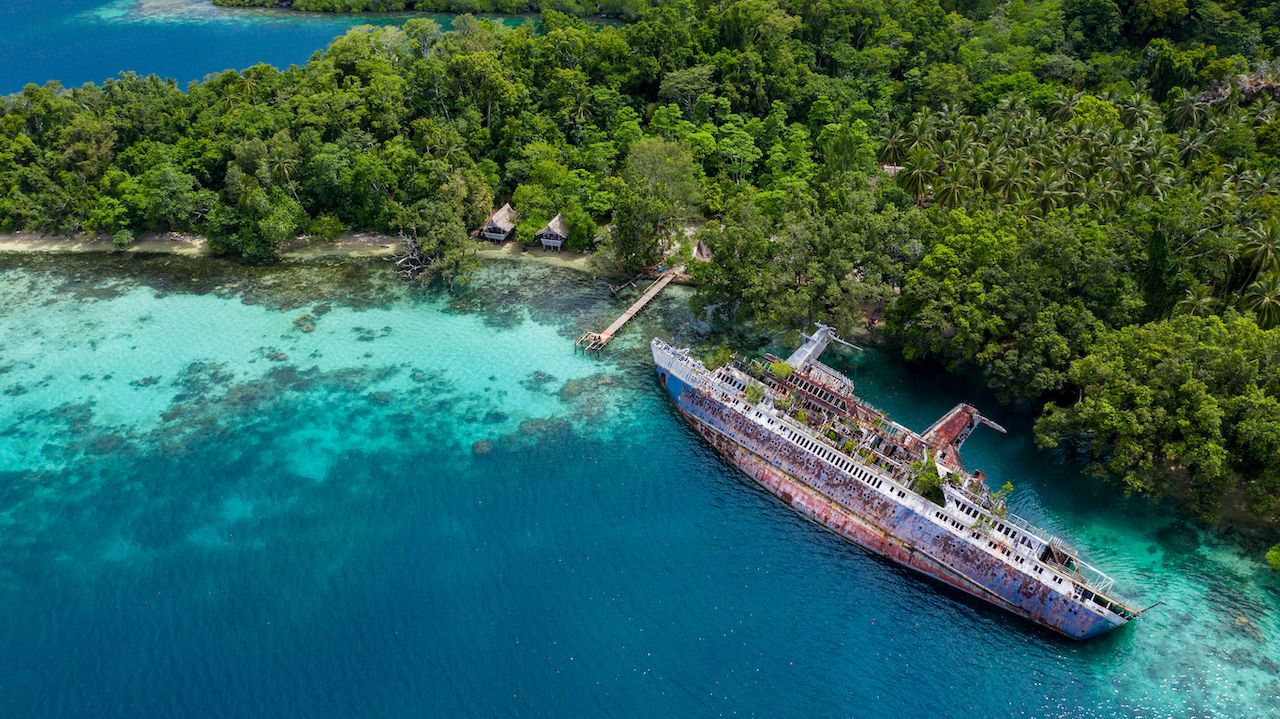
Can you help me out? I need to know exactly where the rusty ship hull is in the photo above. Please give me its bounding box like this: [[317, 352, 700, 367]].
[[653, 334, 1139, 640]]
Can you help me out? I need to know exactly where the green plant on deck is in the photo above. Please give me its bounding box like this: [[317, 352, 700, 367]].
[[910, 459, 946, 506], [1267, 544, 1280, 570], [744, 383, 764, 405], [794, 409, 808, 424], [774, 395, 793, 411], [826, 428, 839, 441], [703, 344, 733, 371], [842, 439, 858, 454], [769, 360, 794, 380], [990, 481, 1014, 518]]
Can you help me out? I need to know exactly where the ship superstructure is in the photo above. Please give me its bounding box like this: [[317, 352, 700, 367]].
[[652, 326, 1142, 639]]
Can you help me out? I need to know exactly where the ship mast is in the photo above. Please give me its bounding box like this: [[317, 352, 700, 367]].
[[785, 324, 861, 369]]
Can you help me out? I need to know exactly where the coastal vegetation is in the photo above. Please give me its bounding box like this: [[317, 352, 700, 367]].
[[3, 0, 1280, 551], [212, 0, 650, 19]]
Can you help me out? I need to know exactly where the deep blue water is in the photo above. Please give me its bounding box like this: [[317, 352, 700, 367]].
[[0, 253, 1276, 718], [0, 0, 529, 93], [1, 3, 1278, 714]]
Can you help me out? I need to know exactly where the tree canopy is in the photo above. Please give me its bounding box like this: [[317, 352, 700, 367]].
[[6, 0, 1280, 545]]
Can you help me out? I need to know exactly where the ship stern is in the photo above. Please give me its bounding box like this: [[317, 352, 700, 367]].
[[651, 338, 695, 406]]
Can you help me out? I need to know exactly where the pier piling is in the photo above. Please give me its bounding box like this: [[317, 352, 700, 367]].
[[576, 268, 680, 352]]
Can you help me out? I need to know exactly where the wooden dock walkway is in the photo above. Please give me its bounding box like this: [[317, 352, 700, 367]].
[[576, 268, 680, 351]]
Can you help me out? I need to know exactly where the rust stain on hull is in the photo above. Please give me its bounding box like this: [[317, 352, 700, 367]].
[[658, 366, 1125, 640]]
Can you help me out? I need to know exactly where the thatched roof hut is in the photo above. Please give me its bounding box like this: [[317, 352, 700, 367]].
[[479, 203, 517, 241], [536, 213, 569, 250]]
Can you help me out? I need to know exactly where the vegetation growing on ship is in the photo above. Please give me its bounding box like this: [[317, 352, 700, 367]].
[[744, 383, 764, 405], [910, 459, 945, 506], [702, 344, 733, 370], [990, 482, 1014, 517], [3, 0, 1280, 547], [768, 361, 794, 380]]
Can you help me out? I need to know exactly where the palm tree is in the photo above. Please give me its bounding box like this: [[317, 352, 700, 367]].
[[935, 163, 971, 208], [1112, 91, 1157, 125], [1048, 88, 1080, 123], [992, 153, 1032, 202], [1168, 88, 1208, 130], [1100, 125, 1128, 155], [1135, 169, 1174, 199], [907, 114, 936, 151], [1032, 172, 1068, 216], [970, 144, 998, 194], [1178, 131, 1211, 165], [879, 125, 907, 165], [1235, 169, 1279, 198], [1176, 284, 1218, 316], [1027, 116, 1053, 147], [1077, 177, 1116, 212], [898, 145, 936, 206], [936, 138, 962, 167], [1252, 97, 1278, 126], [972, 113, 991, 141], [1052, 144, 1089, 186], [994, 114, 1021, 146], [994, 96, 1029, 117], [1104, 151, 1133, 186], [1243, 221, 1280, 276], [1245, 271, 1280, 328], [565, 84, 594, 140], [934, 103, 965, 134]]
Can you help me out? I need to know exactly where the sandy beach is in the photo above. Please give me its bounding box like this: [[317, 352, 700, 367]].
[[0, 231, 598, 272], [0, 232, 208, 256]]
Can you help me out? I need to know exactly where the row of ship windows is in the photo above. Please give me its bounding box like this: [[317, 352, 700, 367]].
[[955, 501, 1037, 550], [791, 377, 849, 411], [937, 514, 1064, 582], [786, 429, 887, 491], [934, 510, 966, 533], [933, 501, 1105, 606]]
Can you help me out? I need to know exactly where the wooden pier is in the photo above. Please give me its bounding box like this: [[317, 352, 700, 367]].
[[576, 268, 680, 351]]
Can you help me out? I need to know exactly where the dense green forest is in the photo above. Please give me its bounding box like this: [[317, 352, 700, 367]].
[[3, 0, 1280, 556], [213, 0, 649, 19]]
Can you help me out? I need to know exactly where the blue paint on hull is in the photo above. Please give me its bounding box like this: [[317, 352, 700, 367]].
[[655, 364, 1123, 640]]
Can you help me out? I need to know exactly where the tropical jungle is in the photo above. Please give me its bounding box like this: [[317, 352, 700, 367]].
[[3, 0, 1280, 562]]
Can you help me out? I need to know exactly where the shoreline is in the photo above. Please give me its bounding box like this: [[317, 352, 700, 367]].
[[0, 231, 597, 272]]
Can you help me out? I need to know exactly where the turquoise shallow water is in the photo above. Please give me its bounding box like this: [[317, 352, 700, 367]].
[[0, 253, 1276, 717]]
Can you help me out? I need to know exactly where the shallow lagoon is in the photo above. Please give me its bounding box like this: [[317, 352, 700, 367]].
[[0, 253, 1275, 717]]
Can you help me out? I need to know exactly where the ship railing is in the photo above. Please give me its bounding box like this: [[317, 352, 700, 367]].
[[807, 360, 858, 394], [948, 484, 1057, 545], [660, 339, 1149, 615], [945, 482, 1137, 607], [1054, 549, 1140, 610]]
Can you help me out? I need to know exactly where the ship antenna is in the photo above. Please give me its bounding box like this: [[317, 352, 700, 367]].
[[829, 334, 864, 352]]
